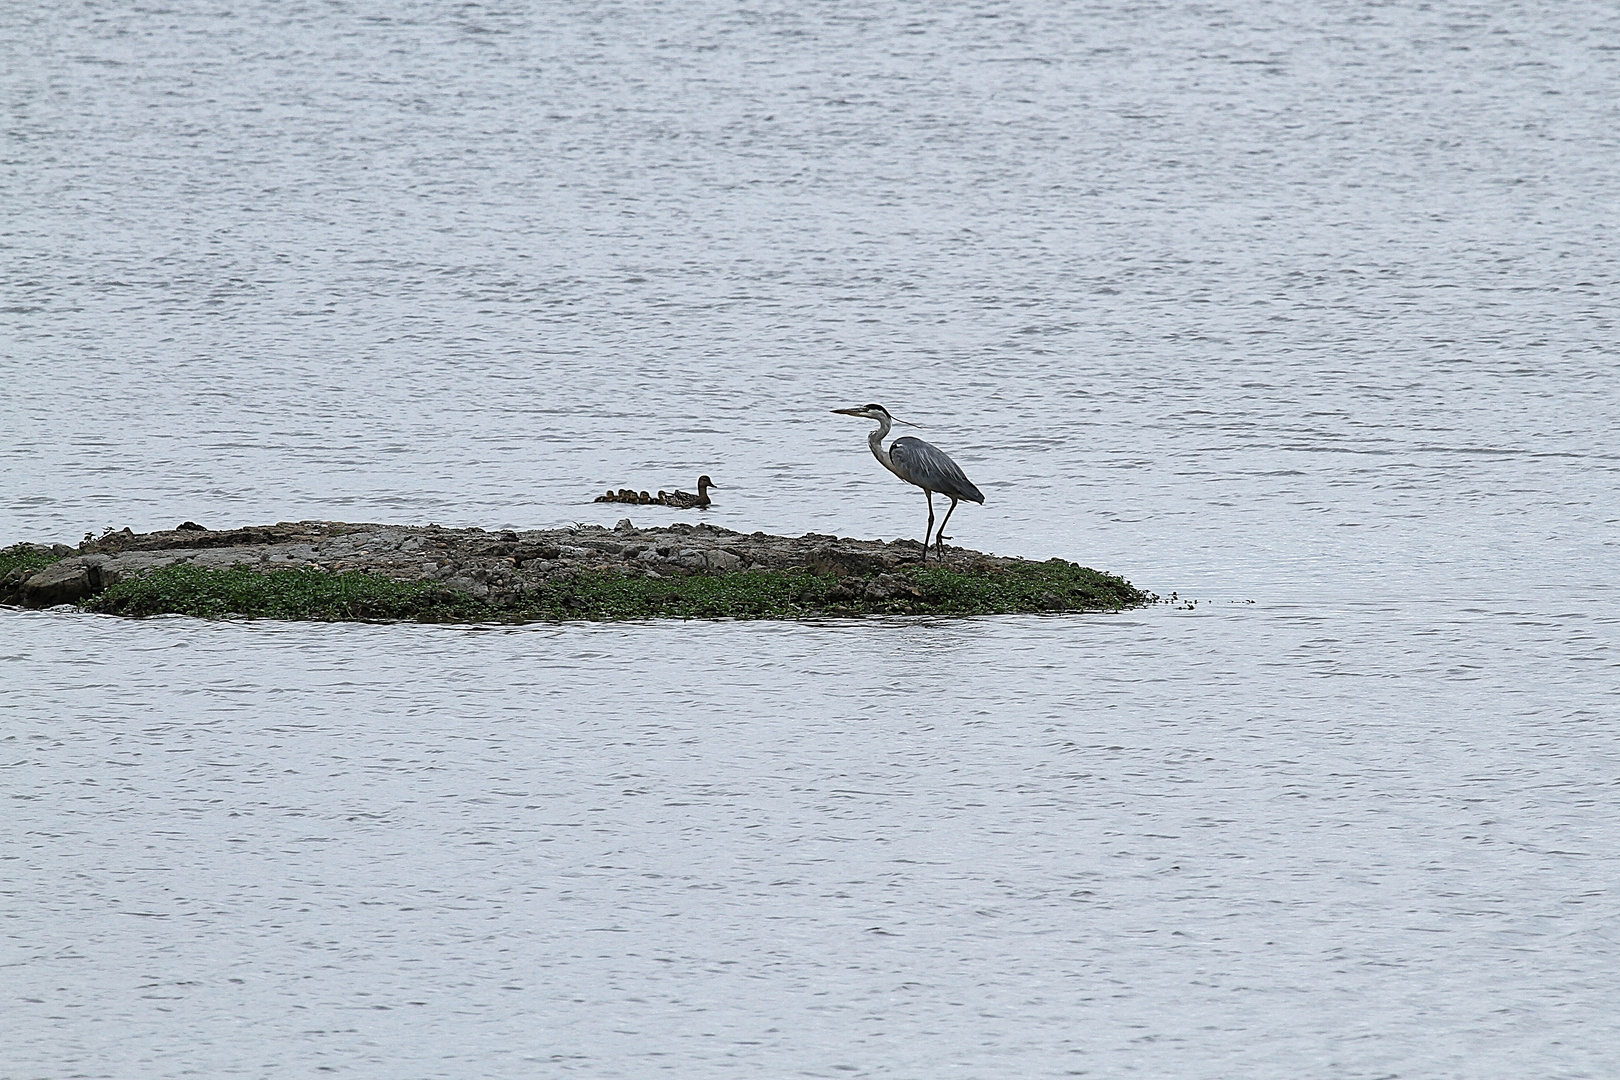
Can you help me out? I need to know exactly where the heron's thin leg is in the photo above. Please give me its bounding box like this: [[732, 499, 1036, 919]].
[[935, 497, 960, 561], [922, 490, 936, 561]]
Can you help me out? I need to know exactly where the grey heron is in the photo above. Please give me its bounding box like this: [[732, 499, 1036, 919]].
[[833, 404, 984, 561]]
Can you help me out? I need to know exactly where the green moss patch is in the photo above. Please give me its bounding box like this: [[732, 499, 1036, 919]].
[[85, 565, 471, 622], [82, 559, 1150, 623], [1, 545, 64, 579]]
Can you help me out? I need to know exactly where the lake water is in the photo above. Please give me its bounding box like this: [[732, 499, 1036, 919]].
[[3, 1, 1617, 1076]]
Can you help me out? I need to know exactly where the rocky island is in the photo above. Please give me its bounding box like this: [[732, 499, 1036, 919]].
[[1, 520, 1151, 622]]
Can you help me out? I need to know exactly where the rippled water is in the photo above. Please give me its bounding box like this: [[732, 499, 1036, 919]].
[[4, 1, 1618, 1076]]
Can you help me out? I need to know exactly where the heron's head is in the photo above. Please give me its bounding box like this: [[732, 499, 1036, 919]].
[[832, 403, 915, 426]]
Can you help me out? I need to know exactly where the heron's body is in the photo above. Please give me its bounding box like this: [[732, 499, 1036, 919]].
[[834, 404, 983, 560]]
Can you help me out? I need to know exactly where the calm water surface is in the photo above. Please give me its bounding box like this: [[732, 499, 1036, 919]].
[[4, 1, 1618, 1076]]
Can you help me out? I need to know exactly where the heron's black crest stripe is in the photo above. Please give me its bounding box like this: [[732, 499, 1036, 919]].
[[865, 403, 886, 413]]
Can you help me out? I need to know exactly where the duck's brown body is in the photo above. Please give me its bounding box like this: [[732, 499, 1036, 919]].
[[592, 476, 715, 509]]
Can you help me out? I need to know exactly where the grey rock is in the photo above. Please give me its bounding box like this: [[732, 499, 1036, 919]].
[[863, 573, 919, 601], [674, 549, 708, 570], [704, 549, 743, 572], [443, 575, 490, 598], [806, 544, 895, 578], [22, 560, 97, 607]]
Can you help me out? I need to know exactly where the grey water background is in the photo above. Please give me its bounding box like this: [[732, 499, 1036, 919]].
[[3, 0, 1618, 1076]]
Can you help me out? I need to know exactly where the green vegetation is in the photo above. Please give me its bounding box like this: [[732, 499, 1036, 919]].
[[86, 565, 480, 622], [0, 545, 63, 579], [82, 559, 1150, 623]]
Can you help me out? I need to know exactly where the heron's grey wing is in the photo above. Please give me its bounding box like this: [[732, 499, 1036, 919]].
[[889, 437, 985, 503]]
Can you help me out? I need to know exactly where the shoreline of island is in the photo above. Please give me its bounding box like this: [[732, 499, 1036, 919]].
[[1, 519, 1153, 622]]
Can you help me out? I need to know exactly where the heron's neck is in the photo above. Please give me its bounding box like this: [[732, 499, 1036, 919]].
[[867, 417, 902, 478]]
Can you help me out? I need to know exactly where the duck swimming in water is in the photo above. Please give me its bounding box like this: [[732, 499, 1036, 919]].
[[593, 476, 716, 508], [595, 488, 651, 504], [662, 475, 716, 509]]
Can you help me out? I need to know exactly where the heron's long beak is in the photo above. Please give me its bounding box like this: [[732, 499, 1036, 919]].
[[831, 408, 863, 416]]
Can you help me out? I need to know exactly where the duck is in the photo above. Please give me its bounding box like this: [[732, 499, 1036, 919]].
[[594, 478, 717, 508], [662, 475, 716, 509]]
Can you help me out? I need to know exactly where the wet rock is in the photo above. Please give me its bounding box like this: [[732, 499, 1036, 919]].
[[0, 565, 35, 605], [805, 544, 896, 578], [21, 560, 97, 607]]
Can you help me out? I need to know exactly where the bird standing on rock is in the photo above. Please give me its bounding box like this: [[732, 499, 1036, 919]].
[[833, 404, 984, 561]]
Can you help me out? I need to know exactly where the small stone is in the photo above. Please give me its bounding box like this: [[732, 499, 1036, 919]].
[[615, 518, 633, 532]]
